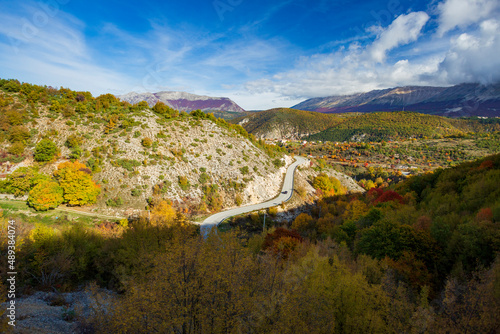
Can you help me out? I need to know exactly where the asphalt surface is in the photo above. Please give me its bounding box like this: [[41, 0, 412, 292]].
[[197, 156, 308, 235]]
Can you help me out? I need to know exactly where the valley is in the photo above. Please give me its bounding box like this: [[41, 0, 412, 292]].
[[0, 78, 499, 334]]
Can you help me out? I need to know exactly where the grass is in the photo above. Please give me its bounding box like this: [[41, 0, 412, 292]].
[[0, 199, 114, 227]]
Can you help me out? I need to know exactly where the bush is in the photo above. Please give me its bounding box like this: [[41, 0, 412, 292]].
[[8, 142, 25, 155], [273, 158, 285, 168], [142, 137, 153, 148], [9, 126, 30, 143], [65, 134, 84, 148], [116, 159, 141, 171], [240, 166, 249, 175], [178, 176, 190, 191], [199, 172, 210, 184], [69, 147, 82, 161], [34, 139, 59, 162], [268, 206, 278, 216], [106, 197, 124, 207]]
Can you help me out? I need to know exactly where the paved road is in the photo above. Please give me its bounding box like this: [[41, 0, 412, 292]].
[[197, 156, 308, 234]]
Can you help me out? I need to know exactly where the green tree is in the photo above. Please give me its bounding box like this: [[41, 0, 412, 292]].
[[28, 180, 64, 211], [34, 139, 59, 162]]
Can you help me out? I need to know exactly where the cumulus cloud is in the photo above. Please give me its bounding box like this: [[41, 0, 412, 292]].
[[438, 18, 500, 83], [437, 0, 499, 36], [369, 12, 430, 63], [243, 13, 438, 100], [242, 1, 500, 105]]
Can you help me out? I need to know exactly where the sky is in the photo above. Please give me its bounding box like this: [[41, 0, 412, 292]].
[[0, 0, 499, 110]]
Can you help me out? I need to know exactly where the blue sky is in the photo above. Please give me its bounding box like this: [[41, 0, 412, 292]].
[[0, 0, 499, 109]]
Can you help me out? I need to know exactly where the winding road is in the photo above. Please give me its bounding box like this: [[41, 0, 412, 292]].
[[197, 156, 308, 234]]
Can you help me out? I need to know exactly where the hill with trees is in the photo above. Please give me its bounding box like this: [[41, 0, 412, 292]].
[[233, 108, 499, 142], [307, 111, 500, 142], [231, 108, 351, 139], [1, 153, 498, 333], [0, 78, 290, 216]]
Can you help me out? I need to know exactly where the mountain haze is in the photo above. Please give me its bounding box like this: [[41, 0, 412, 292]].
[[293, 83, 500, 117], [120, 91, 245, 113]]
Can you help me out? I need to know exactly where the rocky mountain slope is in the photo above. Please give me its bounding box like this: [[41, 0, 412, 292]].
[[293, 83, 500, 117], [119, 91, 245, 113], [0, 80, 287, 217]]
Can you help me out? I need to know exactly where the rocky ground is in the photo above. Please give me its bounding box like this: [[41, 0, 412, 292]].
[[3, 289, 115, 334]]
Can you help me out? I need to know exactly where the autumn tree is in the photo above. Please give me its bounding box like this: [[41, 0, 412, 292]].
[[27, 180, 64, 211], [54, 161, 100, 206], [149, 200, 177, 226], [292, 213, 315, 233], [7, 167, 48, 197], [312, 173, 345, 196]]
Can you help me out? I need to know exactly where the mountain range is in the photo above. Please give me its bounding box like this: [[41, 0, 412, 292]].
[[119, 91, 245, 113], [292, 83, 500, 117]]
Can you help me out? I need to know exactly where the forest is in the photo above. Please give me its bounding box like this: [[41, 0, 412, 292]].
[[1, 152, 498, 333], [307, 111, 500, 142]]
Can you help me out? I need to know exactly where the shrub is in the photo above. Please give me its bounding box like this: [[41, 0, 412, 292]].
[[199, 172, 210, 184], [8, 142, 25, 155], [106, 197, 124, 207], [65, 134, 84, 148], [273, 158, 285, 168], [240, 166, 249, 175], [268, 206, 278, 216], [131, 188, 142, 197], [142, 137, 153, 148], [116, 159, 141, 171], [178, 176, 190, 191], [9, 126, 30, 143], [34, 139, 59, 162]]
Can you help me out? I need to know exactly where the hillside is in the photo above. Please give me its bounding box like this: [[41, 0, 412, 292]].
[[307, 111, 500, 142], [231, 108, 352, 139], [0, 79, 287, 216], [293, 83, 500, 117], [119, 91, 245, 113], [4, 153, 498, 333]]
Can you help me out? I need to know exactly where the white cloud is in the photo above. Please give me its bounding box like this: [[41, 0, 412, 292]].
[[438, 18, 500, 83], [437, 0, 500, 36], [0, 3, 133, 94], [369, 12, 430, 63]]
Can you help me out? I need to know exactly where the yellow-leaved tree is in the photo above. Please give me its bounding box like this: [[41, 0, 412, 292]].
[[54, 161, 100, 206], [150, 199, 177, 226], [27, 180, 64, 211]]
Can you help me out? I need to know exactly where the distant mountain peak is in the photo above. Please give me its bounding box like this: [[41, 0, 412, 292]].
[[119, 91, 245, 113], [292, 83, 500, 117]]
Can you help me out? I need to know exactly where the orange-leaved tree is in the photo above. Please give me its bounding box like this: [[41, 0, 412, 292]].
[[54, 161, 100, 206], [27, 180, 64, 211]]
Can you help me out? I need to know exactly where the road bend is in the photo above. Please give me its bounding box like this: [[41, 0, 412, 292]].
[[197, 156, 308, 235]]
